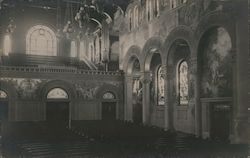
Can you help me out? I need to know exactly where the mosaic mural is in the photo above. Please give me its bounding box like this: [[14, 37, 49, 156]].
[[0, 78, 44, 99], [201, 27, 232, 98]]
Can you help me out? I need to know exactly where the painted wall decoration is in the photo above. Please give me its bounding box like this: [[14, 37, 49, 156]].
[[0, 78, 44, 99], [47, 88, 68, 99], [75, 83, 98, 100], [0, 90, 8, 99], [201, 27, 232, 98]]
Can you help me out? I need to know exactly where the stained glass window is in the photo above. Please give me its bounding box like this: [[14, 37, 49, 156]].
[[70, 41, 77, 58], [26, 25, 57, 56], [47, 88, 68, 99], [0, 90, 7, 99], [3, 35, 11, 55], [103, 92, 115, 99], [179, 61, 188, 105], [157, 66, 165, 105]]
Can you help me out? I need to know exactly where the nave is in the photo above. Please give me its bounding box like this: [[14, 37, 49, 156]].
[[0, 121, 247, 158]]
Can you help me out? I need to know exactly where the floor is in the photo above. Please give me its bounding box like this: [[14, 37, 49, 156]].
[[0, 121, 248, 158]]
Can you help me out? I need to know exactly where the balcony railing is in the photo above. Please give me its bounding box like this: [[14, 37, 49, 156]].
[[0, 66, 122, 76]]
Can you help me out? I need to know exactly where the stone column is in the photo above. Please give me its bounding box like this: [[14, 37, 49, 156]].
[[124, 75, 133, 121], [232, 48, 249, 144], [140, 71, 152, 125], [166, 66, 175, 131], [190, 58, 200, 137], [161, 65, 170, 130]]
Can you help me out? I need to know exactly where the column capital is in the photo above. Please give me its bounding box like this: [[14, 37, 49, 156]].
[[139, 71, 152, 84]]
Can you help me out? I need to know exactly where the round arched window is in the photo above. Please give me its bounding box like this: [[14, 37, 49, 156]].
[[103, 92, 116, 100], [26, 25, 57, 56], [0, 90, 8, 99], [47, 88, 68, 99]]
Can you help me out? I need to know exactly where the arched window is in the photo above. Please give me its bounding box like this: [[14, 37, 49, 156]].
[[157, 66, 165, 105], [128, 10, 133, 31], [154, 0, 160, 17], [26, 25, 57, 56], [3, 35, 11, 55], [103, 92, 116, 100], [146, 0, 153, 20], [47, 88, 68, 99], [178, 60, 188, 105], [134, 6, 139, 28], [171, 0, 177, 9], [79, 41, 85, 60], [70, 41, 77, 58], [94, 35, 100, 63], [90, 44, 94, 62], [0, 90, 8, 99]]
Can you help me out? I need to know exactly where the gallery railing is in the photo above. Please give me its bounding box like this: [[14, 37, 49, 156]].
[[0, 66, 122, 76]]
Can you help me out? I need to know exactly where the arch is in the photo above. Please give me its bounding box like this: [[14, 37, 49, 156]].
[[96, 84, 121, 100], [163, 26, 194, 65], [123, 45, 142, 74], [39, 80, 76, 101], [177, 60, 189, 105], [26, 25, 57, 56], [142, 37, 163, 71]]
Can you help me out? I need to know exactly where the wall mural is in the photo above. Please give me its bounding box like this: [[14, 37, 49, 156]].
[[201, 27, 232, 98], [0, 78, 44, 99], [0, 78, 121, 100], [74, 81, 121, 100]]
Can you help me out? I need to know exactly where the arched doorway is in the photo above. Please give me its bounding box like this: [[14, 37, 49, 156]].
[[144, 48, 165, 127], [101, 92, 117, 121], [46, 88, 70, 128], [167, 39, 193, 133], [0, 90, 8, 139], [198, 27, 233, 142]]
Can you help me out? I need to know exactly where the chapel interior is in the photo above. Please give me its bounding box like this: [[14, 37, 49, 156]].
[[0, 0, 249, 157]]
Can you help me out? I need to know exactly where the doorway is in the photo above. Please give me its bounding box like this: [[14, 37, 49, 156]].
[[133, 103, 142, 124], [102, 102, 116, 121], [210, 104, 231, 142], [0, 101, 8, 139], [46, 102, 69, 128]]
